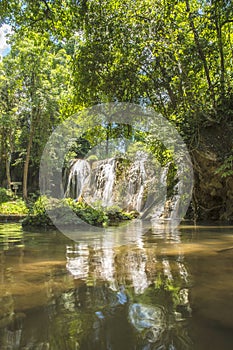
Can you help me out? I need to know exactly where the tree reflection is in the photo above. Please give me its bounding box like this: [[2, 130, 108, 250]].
[[64, 223, 193, 349], [0, 222, 194, 349]]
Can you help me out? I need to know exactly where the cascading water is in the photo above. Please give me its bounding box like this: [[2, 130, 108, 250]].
[[64, 155, 180, 222], [65, 159, 91, 199], [141, 165, 169, 221], [93, 158, 116, 206], [126, 154, 147, 212], [169, 167, 187, 223], [64, 158, 116, 207]]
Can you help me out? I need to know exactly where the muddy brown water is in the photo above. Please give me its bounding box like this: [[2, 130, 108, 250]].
[[0, 222, 232, 349]]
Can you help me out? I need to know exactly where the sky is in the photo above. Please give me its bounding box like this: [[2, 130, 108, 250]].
[[0, 24, 12, 58]]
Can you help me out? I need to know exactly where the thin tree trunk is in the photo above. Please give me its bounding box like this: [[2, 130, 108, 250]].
[[106, 122, 111, 156], [23, 123, 35, 201], [23, 69, 40, 201], [5, 154, 11, 189], [159, 64, 177, 109], [213, 2, 225, 97], [185, 0, 215, 104]]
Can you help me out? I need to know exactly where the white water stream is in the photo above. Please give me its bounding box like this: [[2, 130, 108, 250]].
[[64, 155, 182, 221]]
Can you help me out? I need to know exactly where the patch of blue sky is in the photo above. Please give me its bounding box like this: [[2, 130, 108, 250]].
[[0, 24, 12, 58]]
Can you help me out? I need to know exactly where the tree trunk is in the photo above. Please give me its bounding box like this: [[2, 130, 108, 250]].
[[185, 0, 215, 105], [105, 122, 111, 156], [159, 64, 177, 109], [23, 124, 35, 200], [213, 1, 225, 97], [5, 153, 11, 189], [23, 69, 40, 201]]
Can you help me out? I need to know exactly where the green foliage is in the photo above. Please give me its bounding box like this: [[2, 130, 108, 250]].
[[0, 188, 12, 203], [1, 0, 233, 125], [22, 196, 135, 229], [22, 195, 54, 227], [215, 153, 233, 178], [0, 29, 73, 195], [166, 164, 178, 198], [66, 198, 109, 226], [0, 199, 28, 215], [104, 205, 137, 224], [66, 137, 92, 162], [31, 195, 48, 213], [0, 189, 28, 215], [147, 137, 174, 167], [86, 154, 98, 162], [127, 141, 149, 158]]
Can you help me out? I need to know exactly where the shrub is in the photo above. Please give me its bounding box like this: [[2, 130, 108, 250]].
[[22, 196, 55, 228], [105, 205, 137, 224], [22, 196, 135, 229], [0, 187, 12, 204], [65, 198, 109, 226], [22, 196, 109, 228], [0, 199, 28, 215], [86, 154, 98, 162], [215, 153, 233, 178]]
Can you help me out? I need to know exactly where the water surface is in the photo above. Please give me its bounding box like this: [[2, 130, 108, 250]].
[[0, 221, 233, 349]]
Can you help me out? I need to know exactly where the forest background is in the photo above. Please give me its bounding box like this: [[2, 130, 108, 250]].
[[0, 0, 233, 222]]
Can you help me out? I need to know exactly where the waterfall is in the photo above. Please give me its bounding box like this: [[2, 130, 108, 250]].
[[65, 159, 91, 199], [126, 154, 148, 212], [65, 158, 116, 207], [93, 158, 116, 206], [141, 165, 169, 221], [169, 175, 186, 223], [64, 156, 181, 222]]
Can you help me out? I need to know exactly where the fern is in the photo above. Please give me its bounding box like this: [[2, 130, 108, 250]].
[[215, 154, 233, 178]]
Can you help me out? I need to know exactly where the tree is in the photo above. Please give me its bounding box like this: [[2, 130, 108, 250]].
[[0, 60, 21, 187], [1, 30, 73, 198]]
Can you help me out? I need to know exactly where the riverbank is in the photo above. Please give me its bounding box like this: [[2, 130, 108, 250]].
[[0, 214, 27, 223]]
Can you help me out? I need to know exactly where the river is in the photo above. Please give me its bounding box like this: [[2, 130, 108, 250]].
[[0, 221, 232, 349]]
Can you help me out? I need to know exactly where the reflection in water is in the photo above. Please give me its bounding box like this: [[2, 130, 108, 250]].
[[67, 243, 90, 280], [0, 223, 233, 349], [64, 222, 192, 349]]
